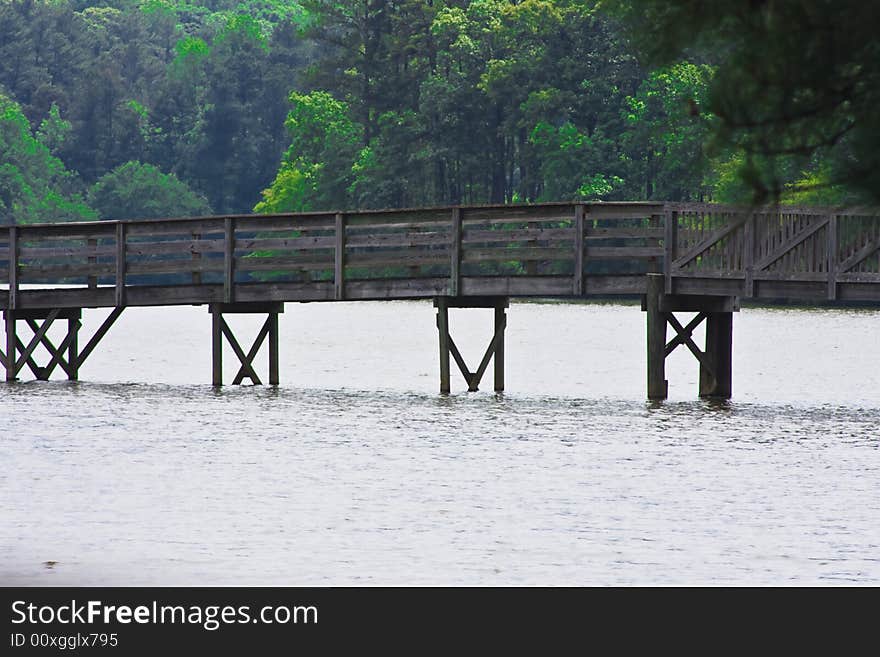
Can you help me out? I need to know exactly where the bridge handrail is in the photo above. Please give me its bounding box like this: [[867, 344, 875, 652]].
[[2, 202, 879, 308]]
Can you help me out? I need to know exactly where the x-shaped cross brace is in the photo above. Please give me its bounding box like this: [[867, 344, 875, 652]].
[[209, 302, 282, 386], [217, 315, 272, 385], [3, 307, 124, 381], [663, 312, 716, 381]]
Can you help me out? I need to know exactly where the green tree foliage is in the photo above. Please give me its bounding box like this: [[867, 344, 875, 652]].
[[255, 91, 362, 212], [0, 94, 96, 224], [87, 160, 211, 219], [299, 0, 647, 208], [0, 0, 314, 217], [607, 0, 878, 203], [619, 62, 714, 201], [4, 0, 861, 224]]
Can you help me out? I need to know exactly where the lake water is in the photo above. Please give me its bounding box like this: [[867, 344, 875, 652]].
[[2, 300, 879, 585]]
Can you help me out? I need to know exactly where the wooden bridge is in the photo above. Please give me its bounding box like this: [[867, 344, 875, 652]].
[[2, 201, 878, 398]]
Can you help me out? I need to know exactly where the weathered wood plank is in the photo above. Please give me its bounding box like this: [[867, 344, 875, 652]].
[[586, 227, 665, 239], [752, 215, 829, 271], [344, 277, 449, 299], [462, 215, 574, 227], [585, 247, 665, 259], [125, 240, 226, 256], [115, 222, 126, 306], [345, 220, 450, 232], [224, 217, 234, 304], [346, 253, 450, 268], [583, 275, 647, 295], [235, 256, 333, 272], [460, 276, 573, 296], [18, 263, 116, 279], [463, 227, 574, 243], [672, 214, 749, 269], [335, 213, 346, 300], [8, 226, 18, 310], [125, 219, 224, 237], [586, 204, 664, 219], [346, 231, 449, 248], [464, 205, 576, 222], [827, 215, 838, 300], [17, 224, 116, 240], [837, 237, 879, 273], [235, 258, 332, 272], [125, 260, 225, 275], [645, 274, 668, 400], [574, 204, 585, 295], [234, 215, 335, 232], [450, 207, 462, 296], [19, 244, 115, 258], [462, 247, 573, 263]]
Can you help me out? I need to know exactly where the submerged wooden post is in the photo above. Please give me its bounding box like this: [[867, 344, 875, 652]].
[[67, 313, 80, 381], [437, 298, 451, 393], [5, 311, 15, 381], [646, 273, 668, 400], [212, 310, 223, 387], [268, 311, 279, 386], [494, 301, 505, 392], [700, 312, 733, 398]]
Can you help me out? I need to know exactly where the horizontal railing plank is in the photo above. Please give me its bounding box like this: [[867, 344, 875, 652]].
[[462, 247, 573, 263], [585, 247, 664, 259]]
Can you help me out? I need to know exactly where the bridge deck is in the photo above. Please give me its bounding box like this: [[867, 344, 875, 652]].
[[2, 201, 880, 309]]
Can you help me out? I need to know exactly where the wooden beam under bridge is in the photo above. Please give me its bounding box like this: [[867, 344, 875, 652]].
[[434, 296, 507, 393], [643, 273, 738, 400], [209, 302, 283, 386]]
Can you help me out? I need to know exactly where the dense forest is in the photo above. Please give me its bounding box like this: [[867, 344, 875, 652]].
[[0, 0, 869, 224]]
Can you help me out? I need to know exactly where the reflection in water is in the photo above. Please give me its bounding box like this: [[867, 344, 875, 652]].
[[1, 301, 879, 585]]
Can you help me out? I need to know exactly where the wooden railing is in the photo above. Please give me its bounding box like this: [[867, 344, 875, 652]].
[[1, 202, 879, 308], [667, 204, 880, 301], [0, 202, 665, 308]]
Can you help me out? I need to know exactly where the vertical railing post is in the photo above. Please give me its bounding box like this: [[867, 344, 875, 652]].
[[743, 213, 755, 298], [191, 230, 202, 286], [224, 217, 235, 304], [827, 214, 838, 301], [573, 204, 585, 296], [8, 225, 18, 311], [663, 208, 677, 294], [450, 207, 462, 297], [335, 212, 346, 300], [115, 221, 126, 307], [87, 237, 98, 289]]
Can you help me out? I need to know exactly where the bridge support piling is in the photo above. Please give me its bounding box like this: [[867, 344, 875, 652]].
[[644, 273, 737, 400], [4, 311, 15, 382], [434, 296, 507, 393], [209, 302, 283, 386], [646, 275, 668, 400], [1, 307, 123, 382], [699, 312, 733, 398]]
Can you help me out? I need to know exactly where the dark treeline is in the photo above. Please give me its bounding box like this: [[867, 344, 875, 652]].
[[0, 0, 860, 225]]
